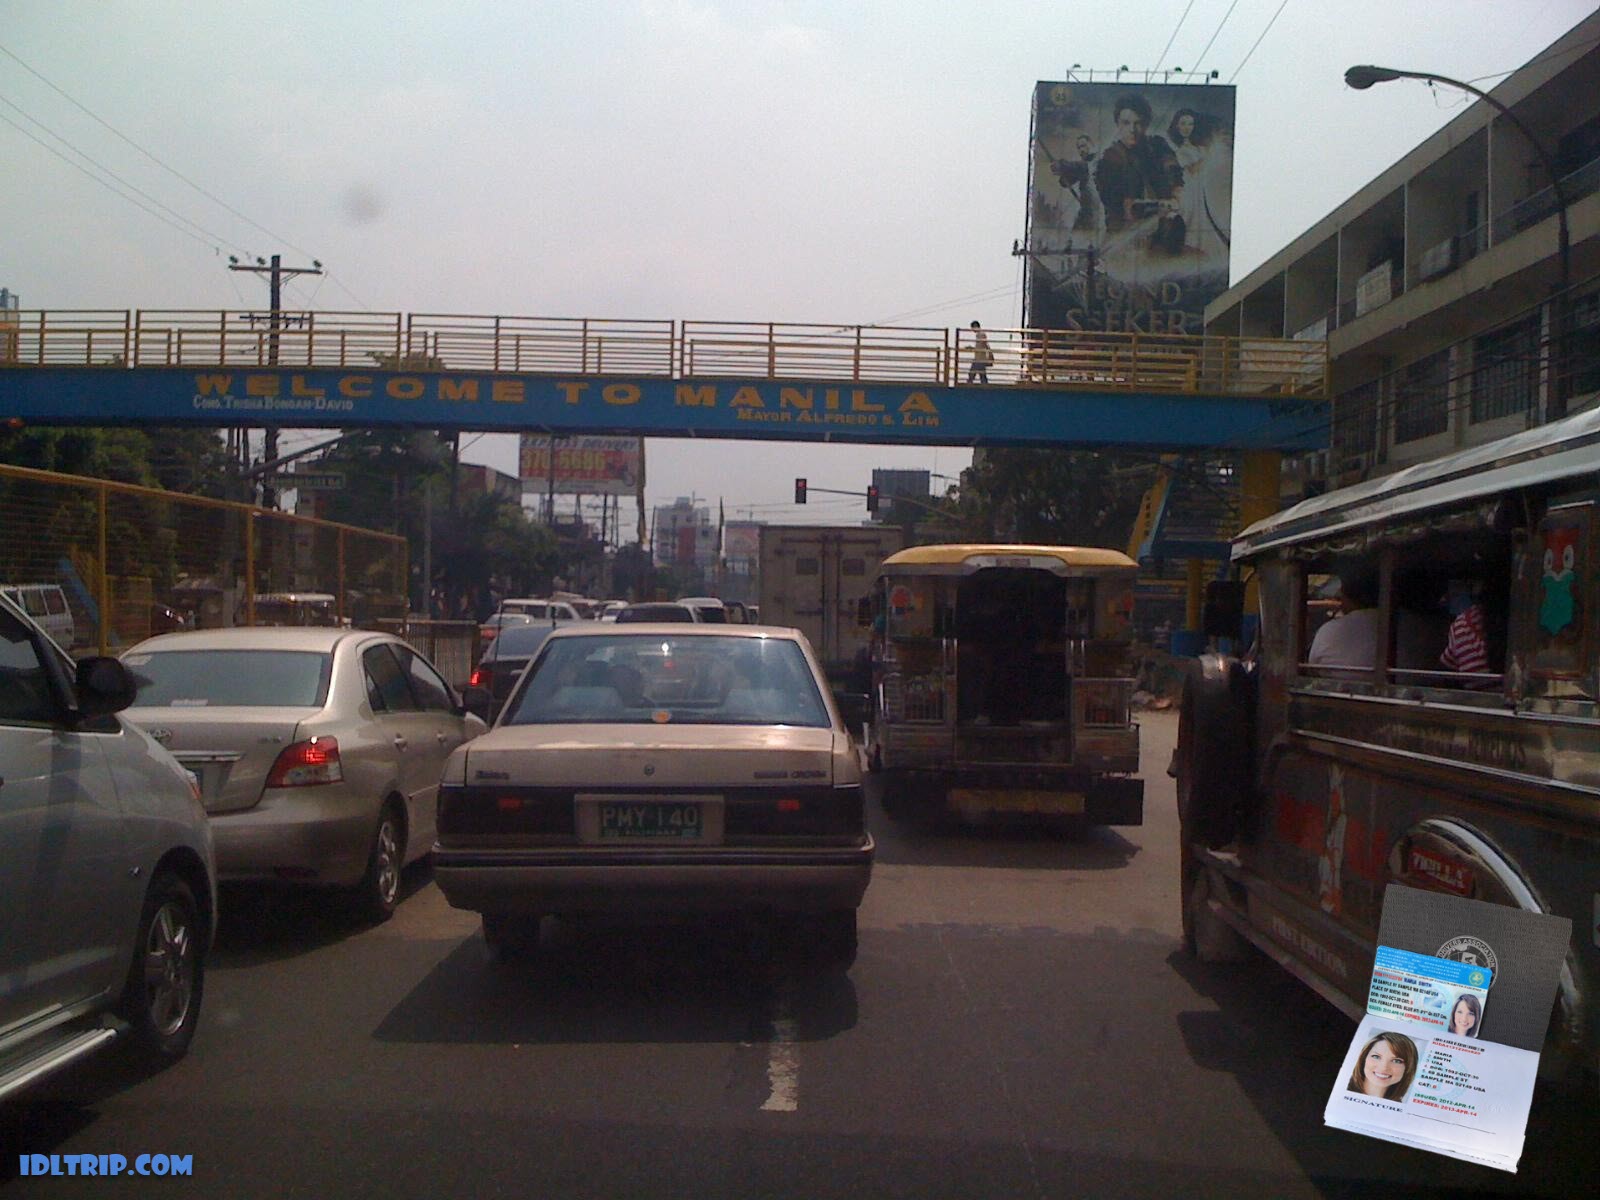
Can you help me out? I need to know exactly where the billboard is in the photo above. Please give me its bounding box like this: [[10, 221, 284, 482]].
[[518, 435, 642, 495], [1026, 81, 1236, 335]]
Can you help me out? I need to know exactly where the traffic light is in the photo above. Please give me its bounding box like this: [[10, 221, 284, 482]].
[[794, 477, 807, 504], [866, 484, 880, 513]]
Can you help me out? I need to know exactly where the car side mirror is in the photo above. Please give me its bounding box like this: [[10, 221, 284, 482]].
[[1202, 581, 1245, 641], [75, 657, 138, 718], [462, 684, 494, 722]]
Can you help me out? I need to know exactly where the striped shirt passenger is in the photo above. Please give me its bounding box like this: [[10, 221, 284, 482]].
[[1440, 602, 1490, 674]]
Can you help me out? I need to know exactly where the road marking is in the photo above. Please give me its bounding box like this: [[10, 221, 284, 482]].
[[760, 996, 800, 1112]]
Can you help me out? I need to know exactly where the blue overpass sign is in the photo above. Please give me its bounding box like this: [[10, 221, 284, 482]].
[[0, 366, 1327, 451]]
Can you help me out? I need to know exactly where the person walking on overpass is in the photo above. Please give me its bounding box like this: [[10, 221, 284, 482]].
[[968, 321, 995, 384]]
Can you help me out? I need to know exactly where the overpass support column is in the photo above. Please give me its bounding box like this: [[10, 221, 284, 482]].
[[1238, 450, 1282, 618]]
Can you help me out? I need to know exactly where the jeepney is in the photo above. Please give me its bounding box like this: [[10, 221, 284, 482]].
[[1178, 407, 1600, 1077], [864, 544, 1144, 827]]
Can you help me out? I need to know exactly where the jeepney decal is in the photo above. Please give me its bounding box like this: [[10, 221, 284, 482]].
[[1318, 764, 1349, 916], [1528, 503, 1593, 682]]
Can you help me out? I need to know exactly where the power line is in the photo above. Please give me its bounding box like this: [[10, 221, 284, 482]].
[[0, 40, 321, 263], [0, 110, 227, 254], [866, 280, 1020, 325], [0, 92, 251, 254], [1229, 0, 1291, 84], [1190, 0, 1242, 75], [1466, 30, 1600, 86], [1153, 1, 1197, 71]]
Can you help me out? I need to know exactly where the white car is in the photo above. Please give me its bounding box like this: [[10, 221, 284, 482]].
[[0, 593, 216, 1100], [433, 624, 874, 966], [498, 598, 581, 623], [121, 627, 486, 919]]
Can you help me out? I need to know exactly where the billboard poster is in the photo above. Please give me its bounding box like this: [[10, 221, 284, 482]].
[[518, 434, 642, 495], [1026, 81, 1236, 336], [723, 521, 761, 564]]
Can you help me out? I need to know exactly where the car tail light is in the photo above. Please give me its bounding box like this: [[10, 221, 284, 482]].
[[265, 736, 343, 787], [469, 665, 491, 689]]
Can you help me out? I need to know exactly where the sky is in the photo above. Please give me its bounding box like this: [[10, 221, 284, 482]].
[[3, 0, 1597, 531]]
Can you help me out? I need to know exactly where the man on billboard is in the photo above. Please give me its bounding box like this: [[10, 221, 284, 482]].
[[1094, 92, 1184, 247]]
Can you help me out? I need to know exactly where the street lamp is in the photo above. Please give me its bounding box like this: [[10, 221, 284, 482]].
[[1345, 64, 1571, 415]]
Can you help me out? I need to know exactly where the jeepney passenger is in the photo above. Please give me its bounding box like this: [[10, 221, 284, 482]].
[[1307, 568, 1379, 670]]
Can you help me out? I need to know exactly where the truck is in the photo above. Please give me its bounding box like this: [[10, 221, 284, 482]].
[[758, 524, 905, 688]]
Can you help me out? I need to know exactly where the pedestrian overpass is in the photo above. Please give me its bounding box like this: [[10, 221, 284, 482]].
[[0, 308, 1328, 452]]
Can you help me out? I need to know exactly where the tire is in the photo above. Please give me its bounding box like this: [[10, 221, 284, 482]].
[[1182, 851, 1249, 964], [1176, 654, 1256, 850], [354, 804, 405, 922], [118, 873, 205, 1066], [879, 773, 917, 822], [482, 913, 542, 962]]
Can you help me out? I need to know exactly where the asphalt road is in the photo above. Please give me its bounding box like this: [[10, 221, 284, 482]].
[[3, 710, 1594, 1198]]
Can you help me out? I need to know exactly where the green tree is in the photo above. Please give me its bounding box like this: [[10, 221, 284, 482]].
[[951, 449, 1154, 549]]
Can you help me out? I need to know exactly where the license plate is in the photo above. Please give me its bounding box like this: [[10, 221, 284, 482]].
[[598, 802, 704, 839], [949, 788, 1085, 815]]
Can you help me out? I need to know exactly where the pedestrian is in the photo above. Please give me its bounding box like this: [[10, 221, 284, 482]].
[[968, 320, 995, 384]]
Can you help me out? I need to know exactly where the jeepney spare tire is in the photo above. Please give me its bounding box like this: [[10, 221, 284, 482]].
[[1176, 653, 1256, 849]]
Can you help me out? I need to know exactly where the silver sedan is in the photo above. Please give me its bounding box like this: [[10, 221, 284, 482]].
[[121, 627, 486, 919]]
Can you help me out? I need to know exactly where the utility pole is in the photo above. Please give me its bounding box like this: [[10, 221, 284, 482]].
[[228, 253, 322, 508]]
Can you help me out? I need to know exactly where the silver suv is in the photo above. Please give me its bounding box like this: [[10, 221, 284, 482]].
[[0, 593, 216, 1100]]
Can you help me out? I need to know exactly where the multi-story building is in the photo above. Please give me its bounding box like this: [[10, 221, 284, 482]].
[[456, 463, 521, 505], [651, 497, 717, 570], [1206, 11, 1600, 491]]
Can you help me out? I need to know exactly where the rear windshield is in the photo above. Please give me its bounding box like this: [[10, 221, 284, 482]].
[[502, 635, 829, 727], [616, 605, 694, 622], [124, 649, 332, 707]]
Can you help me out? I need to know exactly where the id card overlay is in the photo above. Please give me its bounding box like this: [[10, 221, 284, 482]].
[[1367, 946, 1492, 1033], [1324, 1015, 1540, 1173]]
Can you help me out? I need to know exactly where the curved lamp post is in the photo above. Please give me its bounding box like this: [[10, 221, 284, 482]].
[[1345, 64, 1570, 416]]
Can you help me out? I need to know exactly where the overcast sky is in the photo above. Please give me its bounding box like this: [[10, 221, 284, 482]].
[[4, 1, 1596, 528]]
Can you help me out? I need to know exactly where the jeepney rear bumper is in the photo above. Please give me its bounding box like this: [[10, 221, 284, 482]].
[[879, 766, 1144, 826]]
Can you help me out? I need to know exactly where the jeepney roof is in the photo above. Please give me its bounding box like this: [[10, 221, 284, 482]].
[[881, 544, 1137, 573], [1233, 406, 1600, 561]]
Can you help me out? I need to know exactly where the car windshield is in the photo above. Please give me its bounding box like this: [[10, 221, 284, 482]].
[[502, 635, 828, 727], [124, 649, 332, 707]]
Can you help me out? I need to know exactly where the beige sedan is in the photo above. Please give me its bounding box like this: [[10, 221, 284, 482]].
[[122, 627, 486, 919], [434, 624, 874, 965]]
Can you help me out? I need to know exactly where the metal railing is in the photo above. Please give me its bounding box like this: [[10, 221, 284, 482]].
[[0, 463, 407, 655], [0, 308, 1330, 399]]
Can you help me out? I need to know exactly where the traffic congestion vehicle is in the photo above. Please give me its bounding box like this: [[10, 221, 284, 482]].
[[0, 581, 78, 650], [0, 592, 216, 1099], [614, 601, 700, 623], [1178, 407, 1600, 1078], [498, 597, 581, 622], [864, 544, 1144, 828], [433, 624, 874, 966], [478, 611, 534, 648], [464, 621, 559, 723], [120, 627, 485, 919]]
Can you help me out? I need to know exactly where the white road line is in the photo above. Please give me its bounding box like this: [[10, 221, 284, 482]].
[[760, 999, 800, 1113]]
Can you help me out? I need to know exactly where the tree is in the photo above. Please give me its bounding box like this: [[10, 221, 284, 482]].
[[951, 449, 1154, 549]]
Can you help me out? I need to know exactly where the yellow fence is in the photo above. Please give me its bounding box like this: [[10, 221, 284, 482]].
[[0, 309, 1329, 398], [0, 463, 408, 655]]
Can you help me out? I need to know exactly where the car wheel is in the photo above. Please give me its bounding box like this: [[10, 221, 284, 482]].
[[482, 913, 542, 962], [795, 909, 857, 969], [118, 873, 205, 1066], [355, 805, 404, 922], [1183, 851, 1249, 964]]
